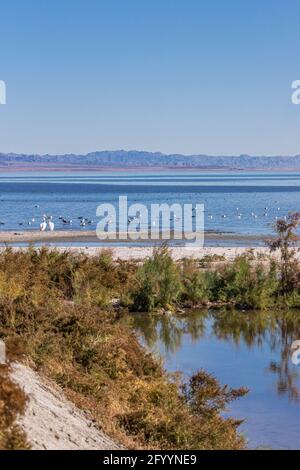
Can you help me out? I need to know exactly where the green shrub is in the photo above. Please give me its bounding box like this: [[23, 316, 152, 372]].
[[131, 246, 182, 312], [198, 255, 278, 310], [180, 260, 209, 305]]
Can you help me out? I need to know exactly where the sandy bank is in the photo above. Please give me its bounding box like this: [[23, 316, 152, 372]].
[[11, 363, 122, 450]]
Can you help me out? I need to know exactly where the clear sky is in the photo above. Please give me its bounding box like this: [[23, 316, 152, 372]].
[[0, 0, 300, 156]]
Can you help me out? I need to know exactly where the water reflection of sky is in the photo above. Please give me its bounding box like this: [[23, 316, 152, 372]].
[[130, 310, 300, 450]]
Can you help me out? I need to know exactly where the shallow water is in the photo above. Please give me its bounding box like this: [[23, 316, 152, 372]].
[[0, 170, 299, 244], [128, 309, 300, 449]]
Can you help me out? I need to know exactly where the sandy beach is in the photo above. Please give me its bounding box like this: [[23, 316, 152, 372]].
[[0, 230, 275, 261]]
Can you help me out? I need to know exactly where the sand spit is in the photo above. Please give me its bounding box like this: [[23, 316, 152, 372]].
[[0, 230, 267, 245]]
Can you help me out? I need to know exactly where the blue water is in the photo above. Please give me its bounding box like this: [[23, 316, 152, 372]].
[[0, 170, 299, 244], [130, 310, 300, 450]]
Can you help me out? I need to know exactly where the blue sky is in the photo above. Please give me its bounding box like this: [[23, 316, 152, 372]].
[[0, 0, 300, 155]]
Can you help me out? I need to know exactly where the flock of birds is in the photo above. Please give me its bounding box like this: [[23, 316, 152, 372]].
[[0, 205, 289, 232], [38, 215, 96, 231], [207, 206, 286, 221], [0, 203, 96, 231]]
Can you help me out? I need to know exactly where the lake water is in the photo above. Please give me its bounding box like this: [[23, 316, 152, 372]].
[[0, 170, 300, 245], [129, 309, 300, 450]]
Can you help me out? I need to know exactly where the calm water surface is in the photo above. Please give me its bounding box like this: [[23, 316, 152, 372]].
[[0, 170, 300, 244], [128, 309, 300, 449]]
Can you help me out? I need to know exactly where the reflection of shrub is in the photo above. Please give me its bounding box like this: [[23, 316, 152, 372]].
[[131, 246, 182, 312]]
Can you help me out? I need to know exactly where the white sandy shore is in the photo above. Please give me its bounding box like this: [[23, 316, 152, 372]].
[[0, 244, 273, 261]]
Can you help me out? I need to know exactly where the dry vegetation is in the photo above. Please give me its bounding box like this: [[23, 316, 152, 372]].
[[0, 364, 30, 449], [0, 247, 248, 450]]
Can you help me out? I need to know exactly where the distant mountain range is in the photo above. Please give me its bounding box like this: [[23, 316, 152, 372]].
[[1, 150, 300, 170]]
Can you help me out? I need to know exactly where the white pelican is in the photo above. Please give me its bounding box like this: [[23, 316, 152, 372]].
[[40, 219, 47, 232], [48, 217, 54, 232]]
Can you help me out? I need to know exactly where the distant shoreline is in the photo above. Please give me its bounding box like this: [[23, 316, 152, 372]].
[[1, 166, 300, 172]]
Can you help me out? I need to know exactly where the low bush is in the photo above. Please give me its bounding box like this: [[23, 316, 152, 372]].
[[131, 246, 182, 312]]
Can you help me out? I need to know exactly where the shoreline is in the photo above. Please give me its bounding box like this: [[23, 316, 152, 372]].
[[1, 166, 300, 172], [0, 230, 282, 261], [0, 234, 275, 261], [0, 230, 270, 244]]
